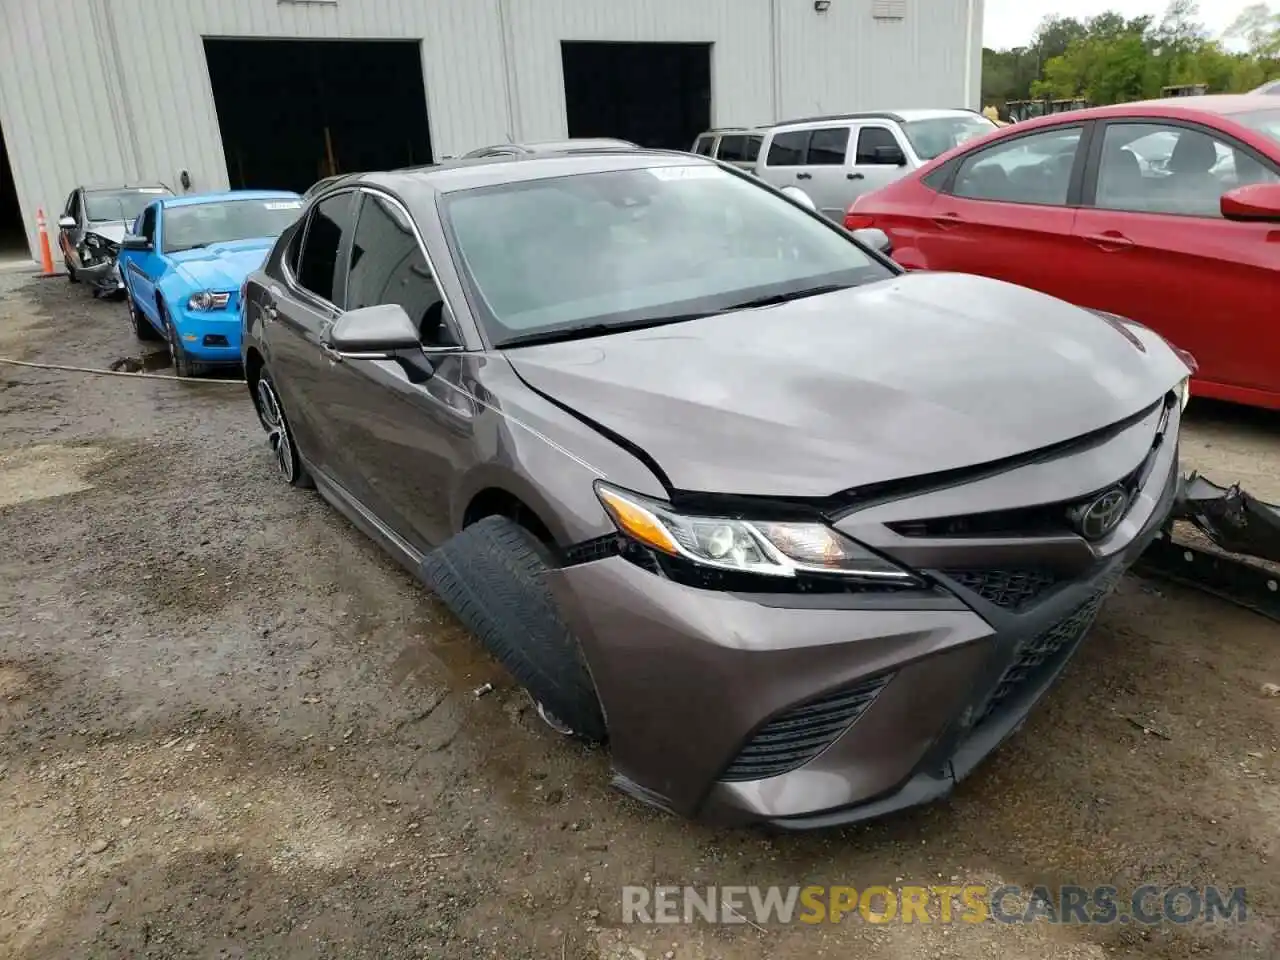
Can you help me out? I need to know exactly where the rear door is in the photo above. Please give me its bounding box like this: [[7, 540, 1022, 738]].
[[1071, 118, 1280, 401], [914, 122, 1090, 303], [757, 129, 810, 191], [263, 190, 359, 472]]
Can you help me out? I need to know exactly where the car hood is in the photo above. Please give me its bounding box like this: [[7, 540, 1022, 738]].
[[505, 272, 1191, 498], [85, 221, 128, 244], [171, 238, 276, 292]]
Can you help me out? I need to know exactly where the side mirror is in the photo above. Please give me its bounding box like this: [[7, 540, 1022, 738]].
[[1221, 183, 1280, 223], [873, 145, 908, 167], [780, 186, 817, 211], [852, 227, 894, 256], [325, 303, 420, 357], [57, 215, 77, 230], [120, 233, 152, 251]]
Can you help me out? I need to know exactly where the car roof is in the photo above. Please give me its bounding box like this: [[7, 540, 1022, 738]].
[[771, 108, 981, 130], [361, 149, 718, 196], [82, 183, 171, 193], [1009, 95, 1274, 131], [159, 189, 302, 208]]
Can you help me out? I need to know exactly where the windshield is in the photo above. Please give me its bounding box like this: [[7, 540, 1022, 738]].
[[439, 165, 894, 345], [161, 197, 303, 254], [902, 115, 998, 160], [1237, 109, 1280, 149], [85, 188, 169, 223]]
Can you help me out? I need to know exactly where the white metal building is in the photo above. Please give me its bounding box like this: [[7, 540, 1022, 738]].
[[0, 0, 983, 262]]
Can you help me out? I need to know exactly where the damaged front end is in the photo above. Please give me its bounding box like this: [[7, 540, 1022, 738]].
[[1136, 473, 1280, 623]]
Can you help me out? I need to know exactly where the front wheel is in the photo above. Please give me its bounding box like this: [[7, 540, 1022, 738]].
[[255, 372, 311, 488], [126, 287, 160, 341], [65, 257, 77, 283], [161, 303, 197, 377]]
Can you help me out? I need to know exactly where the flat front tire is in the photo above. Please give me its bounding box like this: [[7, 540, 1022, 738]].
[[421, 516, 607, 743]]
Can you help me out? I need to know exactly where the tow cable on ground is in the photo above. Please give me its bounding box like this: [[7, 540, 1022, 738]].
[[0, 356, 246, 385]]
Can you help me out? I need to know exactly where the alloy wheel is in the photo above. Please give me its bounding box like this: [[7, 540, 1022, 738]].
[[256, 378, 297, 483]]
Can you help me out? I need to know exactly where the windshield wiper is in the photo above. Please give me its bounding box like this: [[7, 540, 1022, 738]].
[[167, 243, 207, 254], [719, 282, 854, 311], [498, 314, 699, 349]]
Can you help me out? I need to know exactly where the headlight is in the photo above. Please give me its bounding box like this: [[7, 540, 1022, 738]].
[[595, 483, 916, 582], [187, 290, 232, 311], [1175, 376, 1191, 412]]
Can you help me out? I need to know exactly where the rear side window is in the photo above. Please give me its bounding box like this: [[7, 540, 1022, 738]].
[[767, 131, 809, 166], [297, 192, 356, 304], [693, 135, 715, 156], [952, 127, 1083, 205], [716, 135, 748, 162], [856, 127, 901, 164], [346, 193, 454, 346], [807, 127, 850, 165]]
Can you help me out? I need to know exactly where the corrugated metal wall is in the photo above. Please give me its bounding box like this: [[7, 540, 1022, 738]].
[[0, 0, 981, 261]]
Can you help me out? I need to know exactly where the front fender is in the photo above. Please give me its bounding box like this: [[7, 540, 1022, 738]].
[[450, 356, 669, 547]]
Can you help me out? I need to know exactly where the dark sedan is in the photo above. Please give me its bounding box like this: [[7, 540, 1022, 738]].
[[240, 150, 1191, 828]]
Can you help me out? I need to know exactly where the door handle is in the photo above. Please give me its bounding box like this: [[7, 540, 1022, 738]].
[[847, 172, 865, 181], [1082, 232, 1134, 251], [796, 172, 812, 180], [933, 212, 964, 230]]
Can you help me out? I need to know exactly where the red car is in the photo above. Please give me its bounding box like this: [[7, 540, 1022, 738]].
[[845, 96, 1280, 410]]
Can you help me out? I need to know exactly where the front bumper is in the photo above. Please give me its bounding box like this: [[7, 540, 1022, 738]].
[[548, 397, 1181, 827], [177, 310, 243, 363]]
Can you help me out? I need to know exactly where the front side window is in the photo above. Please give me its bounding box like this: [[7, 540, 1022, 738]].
[[85, 187, 169, 223], [346, 193, 453, 346], [766, 131, 809, 166], [140, 205, 157, 244], [440, 164, 894, 345], [856, 127, 902, 165], [295, 193, 354, 302], [952, 127, 1083, 205], [163, 197, 304, 255], [807, 127, 850, 165], [902, 115, 997, 161], [1095, 122, 1279, 217]]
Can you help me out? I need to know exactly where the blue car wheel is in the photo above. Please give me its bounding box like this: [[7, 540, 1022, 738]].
[[125, 281, 160, 342]]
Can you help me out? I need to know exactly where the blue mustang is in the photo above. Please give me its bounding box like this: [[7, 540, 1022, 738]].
[[119, 190, 303, 376]]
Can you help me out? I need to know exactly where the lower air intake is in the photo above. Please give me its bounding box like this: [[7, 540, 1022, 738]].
[[719, 674, 892, 782]]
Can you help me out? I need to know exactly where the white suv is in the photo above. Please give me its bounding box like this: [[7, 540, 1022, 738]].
[[755, 109, 997, 221]]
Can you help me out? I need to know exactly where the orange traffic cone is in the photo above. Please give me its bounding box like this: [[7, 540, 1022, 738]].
[[36, 208, 56, 276]]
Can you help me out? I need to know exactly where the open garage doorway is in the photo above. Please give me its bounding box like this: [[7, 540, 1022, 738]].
[[0, 122, 28, 263], [204, 39, 433, 194], [561, 41, 711, 150]]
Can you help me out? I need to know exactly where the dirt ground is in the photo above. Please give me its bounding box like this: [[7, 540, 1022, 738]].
[[0, 272, 1277, 960]]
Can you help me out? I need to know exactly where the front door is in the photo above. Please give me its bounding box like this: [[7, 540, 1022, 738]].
[[847, 124, 914, 203], [121, 203, 162, 324], [315, 189, 474, 553], [1070, 119, 1280, 401]]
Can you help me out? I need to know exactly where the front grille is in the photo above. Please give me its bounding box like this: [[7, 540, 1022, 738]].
[[719, 674, 892, 782], [942, 568, 1062, 609], [975, 592, 1106, 726]]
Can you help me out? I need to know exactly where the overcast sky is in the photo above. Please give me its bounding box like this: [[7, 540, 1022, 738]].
[[982, 0, 1274, 50]]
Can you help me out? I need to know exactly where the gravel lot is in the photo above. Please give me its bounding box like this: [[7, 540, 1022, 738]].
[[1, 272, 1278, 959]]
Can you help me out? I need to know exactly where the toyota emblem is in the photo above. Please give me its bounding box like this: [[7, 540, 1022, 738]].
[[1071, 488, 1130, 541]]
